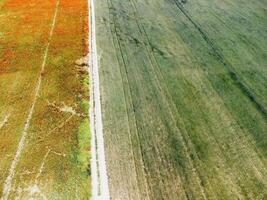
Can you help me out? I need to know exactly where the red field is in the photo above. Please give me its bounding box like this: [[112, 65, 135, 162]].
[[0, 0, 90, 198]]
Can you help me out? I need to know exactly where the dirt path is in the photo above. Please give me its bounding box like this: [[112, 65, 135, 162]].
[[89, 0, 110, 199], [1, 1, 60, 199]]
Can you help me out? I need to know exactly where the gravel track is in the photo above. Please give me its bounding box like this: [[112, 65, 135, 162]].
[[89, 0, 110, 199]]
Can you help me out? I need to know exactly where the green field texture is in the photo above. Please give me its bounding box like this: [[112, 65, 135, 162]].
[[95, 0, 267, 199]]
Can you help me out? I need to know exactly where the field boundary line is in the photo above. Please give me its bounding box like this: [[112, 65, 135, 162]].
[[89, 0, 110, 199], [1, 1, 60, 199]]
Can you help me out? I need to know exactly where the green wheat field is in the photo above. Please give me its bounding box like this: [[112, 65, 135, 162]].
[[95, 0, 267, 199]]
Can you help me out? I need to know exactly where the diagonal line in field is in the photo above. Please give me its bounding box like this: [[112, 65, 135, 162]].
[[1, 1, 60, 199]]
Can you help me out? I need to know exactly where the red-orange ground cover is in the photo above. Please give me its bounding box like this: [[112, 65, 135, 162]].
[[0, 0, 90, 198]]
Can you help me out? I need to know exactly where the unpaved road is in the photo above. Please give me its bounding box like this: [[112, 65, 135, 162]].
[[89, 0, 110, 199]]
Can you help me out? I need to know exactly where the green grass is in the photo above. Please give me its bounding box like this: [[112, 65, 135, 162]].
[[77, 118, 90, 175], [95, 0, 267, 199], [76, 81, 91, 177]]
